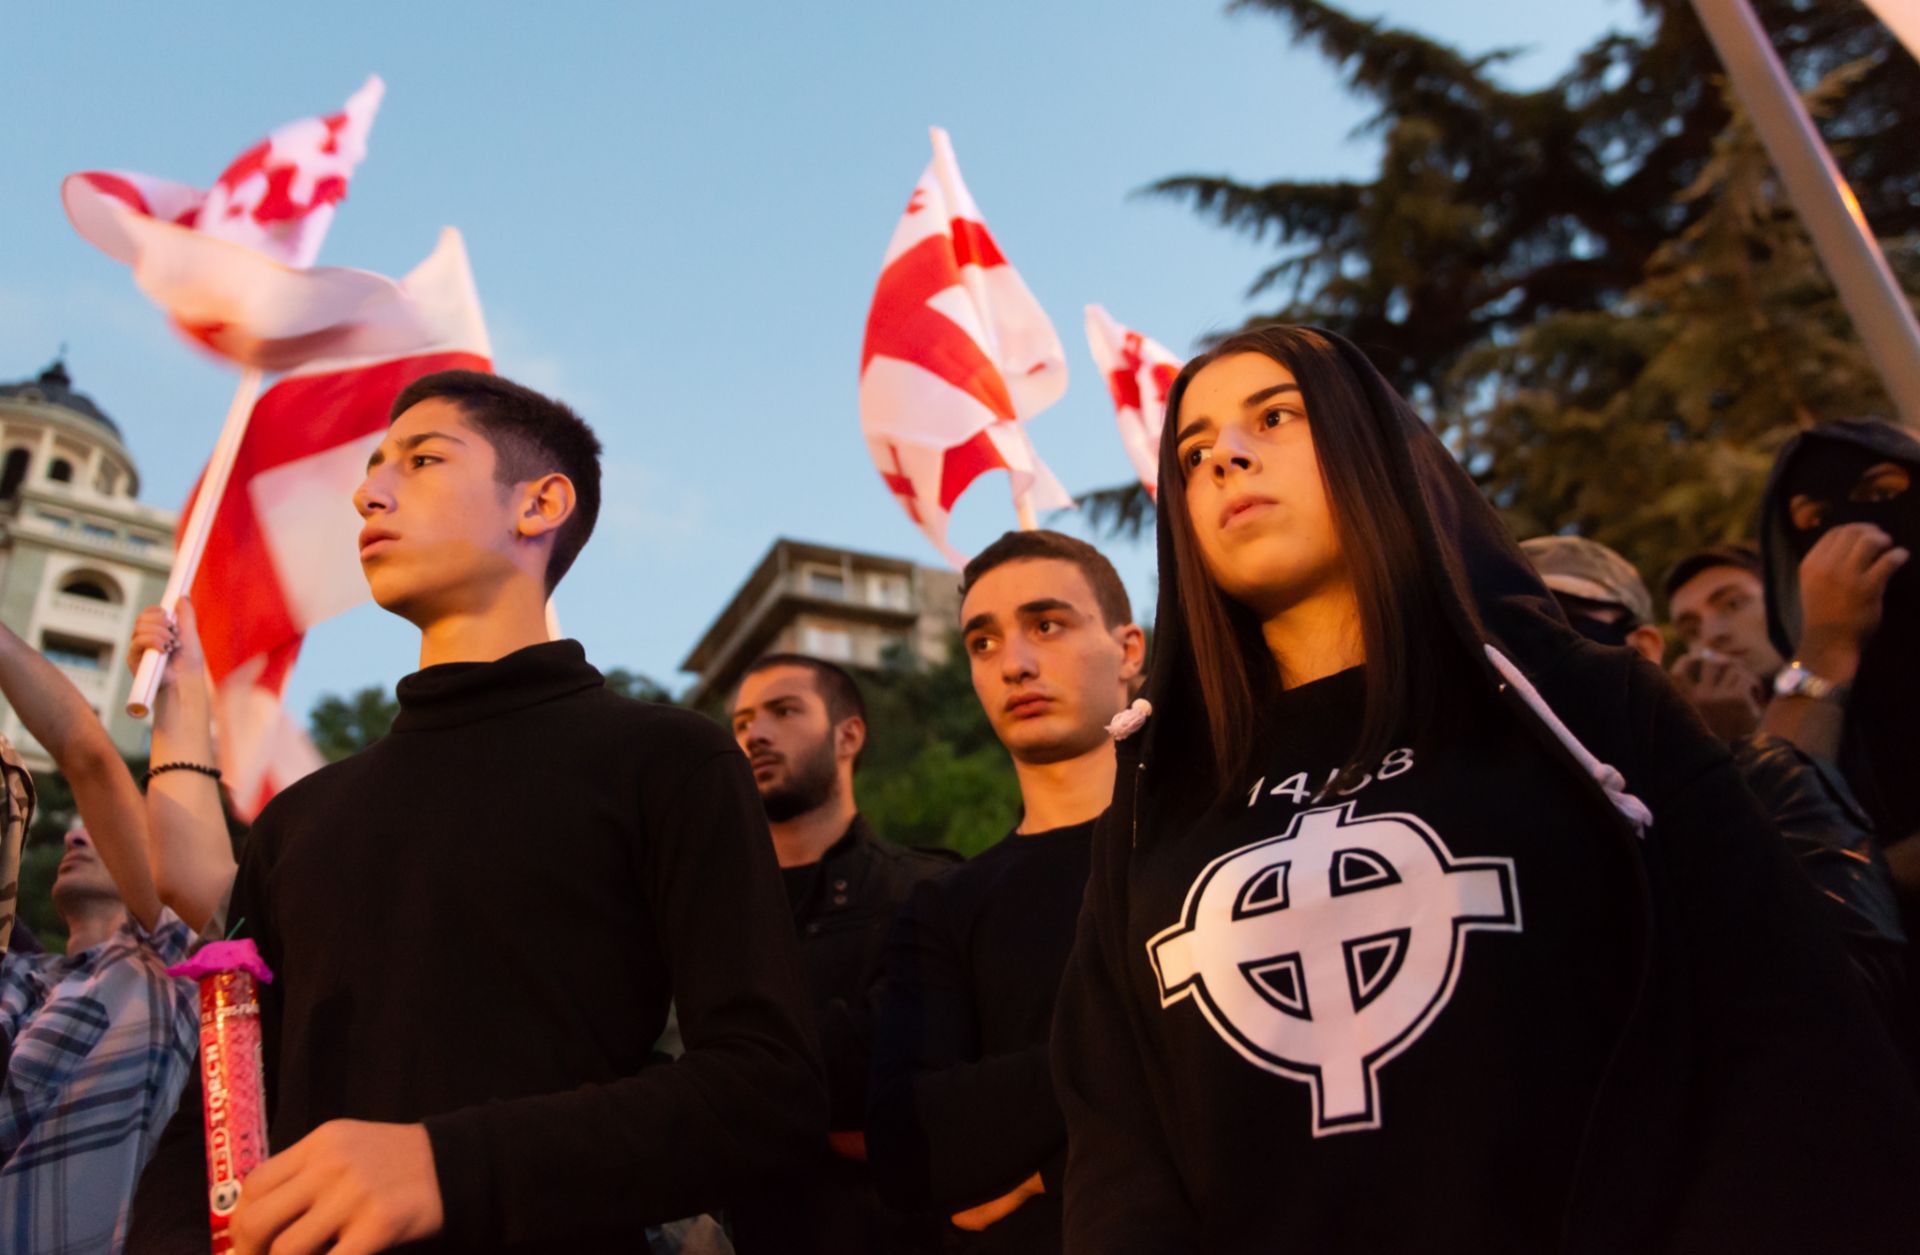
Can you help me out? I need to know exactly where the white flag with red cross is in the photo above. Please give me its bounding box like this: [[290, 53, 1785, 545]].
[[859, 127, 1072, 566], [61, 76, 423, 371], [187, 228, 492, 817], [1084, 304, 1183, 500]]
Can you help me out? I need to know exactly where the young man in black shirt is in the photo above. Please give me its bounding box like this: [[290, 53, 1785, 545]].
[[727, 654, 952, 1253], [128, 371, 824, 1254], [867, 531, 1143, 1252]]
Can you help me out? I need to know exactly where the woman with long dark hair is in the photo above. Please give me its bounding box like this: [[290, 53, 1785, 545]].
[[1050, 326, 1920, 1252]]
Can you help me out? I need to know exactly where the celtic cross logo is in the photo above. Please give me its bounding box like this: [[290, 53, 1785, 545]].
[[1148, 802, 1520, 1136]]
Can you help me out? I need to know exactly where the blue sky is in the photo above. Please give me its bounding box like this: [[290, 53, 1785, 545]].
[[5, 0, 1634, 713]]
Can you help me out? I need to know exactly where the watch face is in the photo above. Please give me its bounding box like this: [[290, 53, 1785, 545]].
[[1774, 665, 1827, 700]]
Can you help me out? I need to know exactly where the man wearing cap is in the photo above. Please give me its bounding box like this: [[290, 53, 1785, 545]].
[[1521, 536, 1665, 663]]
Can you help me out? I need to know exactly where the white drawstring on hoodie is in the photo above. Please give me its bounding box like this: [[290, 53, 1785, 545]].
[[1107, 656, 1653, 838], [1484, 645, 1653, 837]]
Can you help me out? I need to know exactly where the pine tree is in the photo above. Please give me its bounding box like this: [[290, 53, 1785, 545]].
[[1080, 0, 1920, 578]]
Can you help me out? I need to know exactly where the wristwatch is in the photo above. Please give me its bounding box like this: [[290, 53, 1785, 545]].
[[1772, 661, 1849, 704]]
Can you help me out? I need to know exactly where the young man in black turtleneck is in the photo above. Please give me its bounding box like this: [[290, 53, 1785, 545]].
[[867, 531, 1143, 1253], [727, 655, 952, 1253], [128, 371, 825, 1255]]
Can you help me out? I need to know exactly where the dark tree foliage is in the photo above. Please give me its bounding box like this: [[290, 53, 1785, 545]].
[[1152, 0, 1916, 405], [308, 686, 400, 762], [1081, 0, 1919, 586], [846, 638, 1022, 858]]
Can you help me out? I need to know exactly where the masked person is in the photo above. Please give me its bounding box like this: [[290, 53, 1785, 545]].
[[868, 530, 1144, 1253], [1051, 327, 1920, 1254], [1759, 420, 1920, 880], [128, 371, 824, 1255]]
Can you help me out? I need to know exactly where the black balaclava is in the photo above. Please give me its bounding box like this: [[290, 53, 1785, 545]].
[[1771, 427, 1920, 841]]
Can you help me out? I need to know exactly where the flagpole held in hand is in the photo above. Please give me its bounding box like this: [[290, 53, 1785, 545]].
[[128, 367, 265, 719]]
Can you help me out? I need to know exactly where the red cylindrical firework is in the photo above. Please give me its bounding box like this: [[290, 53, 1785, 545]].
[[170, 940, 274, 1254]]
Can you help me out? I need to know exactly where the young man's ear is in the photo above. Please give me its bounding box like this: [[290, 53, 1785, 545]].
[[1115, 623, 1148, 681], [1626, 624, 1665, 668], [835, 715, 868, 766], [516, 473, 578, 540]]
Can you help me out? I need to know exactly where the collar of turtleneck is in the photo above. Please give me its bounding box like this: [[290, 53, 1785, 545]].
[[391, 638, 605, 733]]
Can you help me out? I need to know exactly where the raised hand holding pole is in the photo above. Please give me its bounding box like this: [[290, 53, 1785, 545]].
[[127, 367, 263, 718]]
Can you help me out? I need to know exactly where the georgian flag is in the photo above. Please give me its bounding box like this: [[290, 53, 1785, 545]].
[[189, 229, 492, 817], [859, 127, 1071, 566], [1084, 304, 1183, 500], [60, 76, 424, 370]]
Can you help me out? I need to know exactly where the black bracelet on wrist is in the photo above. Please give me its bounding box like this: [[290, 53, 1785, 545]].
[[144, 761, 222, 785]]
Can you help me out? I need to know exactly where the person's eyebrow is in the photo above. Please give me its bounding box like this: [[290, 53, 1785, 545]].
[[401, 430, 467, 451], [1174, 416, 1213, 446], [1016, 598, 1080, 618], [1243, 383, 1301, 408], [1174, 384, 1302, 446], [364, 430, 469, 472], [961, 612, 999, 637]]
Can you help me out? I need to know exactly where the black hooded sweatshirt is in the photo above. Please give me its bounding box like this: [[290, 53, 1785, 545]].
[[127, 641, 826, 1254], [1050, 332, 1920, 1253], [1758, 419, 1920, 846]]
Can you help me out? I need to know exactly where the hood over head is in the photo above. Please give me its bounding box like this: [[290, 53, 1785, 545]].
[[1759, 418, 1920, 656], [1758, 418, 1920, 841], [1133, 326, 1605, 811]]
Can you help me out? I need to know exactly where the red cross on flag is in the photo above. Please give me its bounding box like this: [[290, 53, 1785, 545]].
[[1084, 304, 1183, 500], [187, 228, 492, 817], [860, 127, 1072, 566], [60, 76, 423, 371]]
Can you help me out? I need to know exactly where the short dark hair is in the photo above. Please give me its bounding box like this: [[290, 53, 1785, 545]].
[[1662, 541, 1762, 605], [389, 370, 603, 591], [739, 654, 868, 726], [959, 530, 1133, 628]]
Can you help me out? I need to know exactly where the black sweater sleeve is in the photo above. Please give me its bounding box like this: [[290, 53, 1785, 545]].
[[422, 749, 827, 1246], [866, 880, 1061, 1212], [1051, 806, 1197, 1253]]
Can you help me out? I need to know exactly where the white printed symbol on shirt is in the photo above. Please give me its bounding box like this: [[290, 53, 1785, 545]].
[[1148, 802, 1520, 1136]]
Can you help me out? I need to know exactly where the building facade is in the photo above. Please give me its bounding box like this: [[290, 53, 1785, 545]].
[[0, 362, 178, 769], [681, 537, 960, 709]]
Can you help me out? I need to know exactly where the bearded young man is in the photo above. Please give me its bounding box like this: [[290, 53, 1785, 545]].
[[128, 371, 824, 1255], [727, 655, 952, 1254]]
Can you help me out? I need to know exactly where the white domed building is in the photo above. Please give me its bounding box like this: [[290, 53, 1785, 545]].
[[0, 360, 178, 768]]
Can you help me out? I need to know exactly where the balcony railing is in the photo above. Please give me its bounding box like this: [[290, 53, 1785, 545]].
[[48, 592, 128, 625]]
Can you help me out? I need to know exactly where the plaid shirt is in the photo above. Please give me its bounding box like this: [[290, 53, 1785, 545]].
[[0, 909, 198, 1255]]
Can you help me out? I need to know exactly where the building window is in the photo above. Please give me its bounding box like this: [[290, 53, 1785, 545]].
[[81, 523, 115, 542], [799, 625, 854, 661], [59, 571, 121, 603], [806, 568, 848, 599], [42, 632, 109, 671], [0, 448, 28, 500], [48, 459, 73, 484], [34, 511, 71, 529], [868, 571, 911, 610]]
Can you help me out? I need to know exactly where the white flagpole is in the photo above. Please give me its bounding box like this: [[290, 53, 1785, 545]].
[[1014, 492, 1038, 531], [127, 367, 265, 718], [1690, 0, 1920, 431]]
